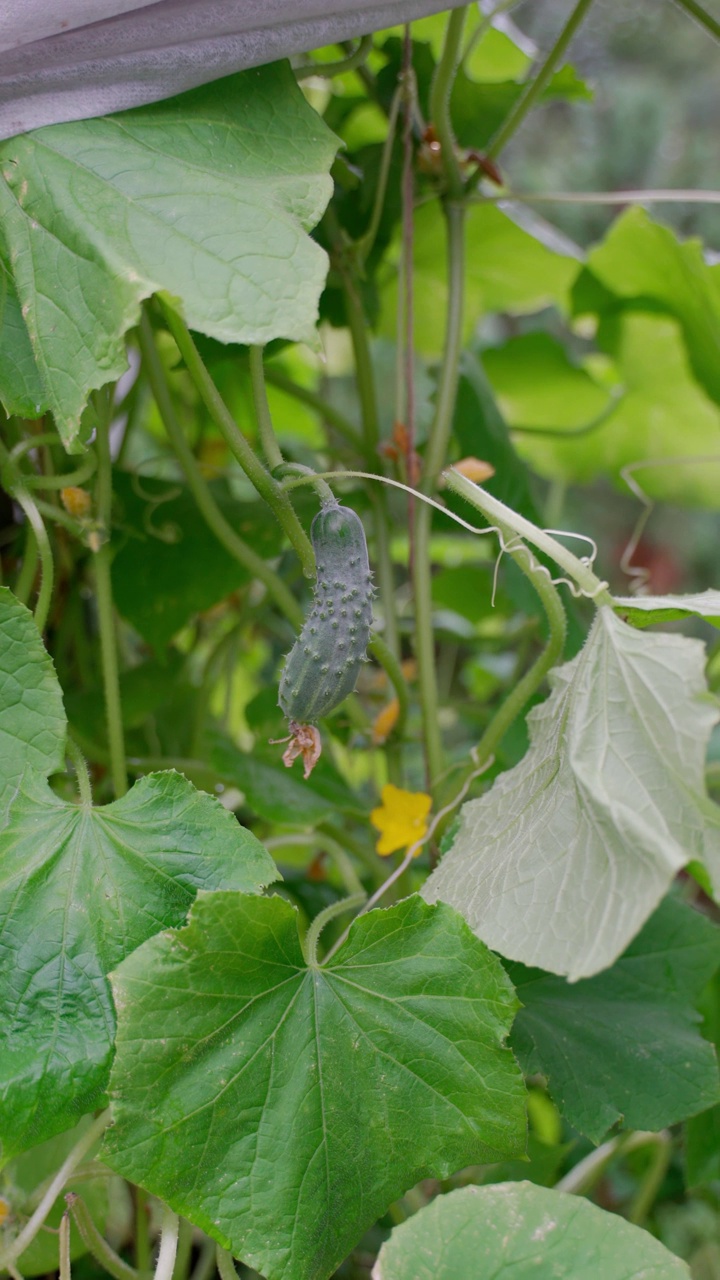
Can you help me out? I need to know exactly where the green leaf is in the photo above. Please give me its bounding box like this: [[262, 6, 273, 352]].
[[379, 203, 578, 356], [103, 892, 526, 1280], [0, 770, 278, 1161], [613, 591, 720, 629], [423, 607, 720, 979], [451, 65, 592, 150], [373, 1182, 690, 1279], [208, 730, 364, 826], [0, 587, 66, 822], [508, 897, 720, 1143], [453, 349, 542, 522], [66, 651, 187, 745], [512, 313, 720, 505], [2, 1118, 114, 1273], [0, 265, 46, 419], [0, 63, 338, 447], [466, 25, 532, 82], [112, 472, 283, 650], [686, 1104, 720, 1188], [585, 208, 720, 407], [482, 333, 612, 436]]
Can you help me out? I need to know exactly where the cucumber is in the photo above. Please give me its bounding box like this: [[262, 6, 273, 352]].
[[279, 503, 373, 723]]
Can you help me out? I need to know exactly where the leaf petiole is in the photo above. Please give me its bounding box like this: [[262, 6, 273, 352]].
[[443, 469, 613, 605], [153, 1206, 179, 1280], [0, 1111, 110, 1269], [66, 1194, 139, 1280], [303, 891, 367, 966]]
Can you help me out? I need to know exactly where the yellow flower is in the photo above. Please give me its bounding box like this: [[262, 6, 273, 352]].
[[370, 784, 432, 857]]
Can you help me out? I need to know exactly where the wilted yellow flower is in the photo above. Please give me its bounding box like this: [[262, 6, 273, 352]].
[[372, 698, 399, 745], [449, 457, 495, 483], [60, 486, 92, 518], [370, 784, 432, 856]]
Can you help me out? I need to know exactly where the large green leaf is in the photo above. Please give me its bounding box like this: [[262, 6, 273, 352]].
[[508, 897, 720, 1143], [0, 63, 338, 447], [112, 472, 284, 650], [0, 770, 278, 1161], [0, 587, 66, 822], [482, 332, 612, 436], [423, 607, 720, 979], [103, 892, 526, 1280], [452, 349, 541, 522], [379, 203, 578, 356], [0, 266, 46, 419], [585, 207, 720, 407], [512, 313, 720, 506], [373, 1182, 690, 1279]]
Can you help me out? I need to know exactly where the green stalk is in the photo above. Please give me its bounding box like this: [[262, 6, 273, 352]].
[[32, 498, 86, 537], [407, 10, 469, 787], [628, 1134, 672, 1226], [249, 346, 283, 470], [12, 522, 38, 605], [316, 836, 365, 897], [154, 1207, 179, 1280], [188, 1241, 215, 1280], [262, 367, 366, 455], [303, 892, 367, 966], [134, 1189, 151, 1276], [66, 1195, 139, 1280], [66, 738, 93, 806], [412, 201, 466, 786], [429, 8, 468, 199], [138, 313, 302, 628], [294, 33, 374, 80], [444, 470, 613, 604], [341, 276, 401, 659], [343, 276, 380, 451], [172, 1220, 194, 1280], [669, 0, 720, 41], [356, 86, 403, 263], [486, 0, 596, 160], [470, 525, 566, 771], [0, 434, 54, 630], [59, 1212, 71, 1280], [216, 1250, 238, 1280], [265, 832, 366, 897], [556, 1131, 642, 1195], [319, 820, 386, 886], [94, 412, 128, 799], [273, 461, 336, 510], [0, 1110, 110, 1263], [368, 634, 409, 738], [190, 620, 245, 756], [158, 299, 314, 578], [14, 484, 54, 633], [21, 455, 97, 491]]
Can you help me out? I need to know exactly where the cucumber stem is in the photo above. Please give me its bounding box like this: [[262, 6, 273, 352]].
[[158, 299, 315, 578]]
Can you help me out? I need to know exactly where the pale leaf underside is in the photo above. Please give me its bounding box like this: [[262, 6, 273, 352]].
[[423, 607, 720, 979]]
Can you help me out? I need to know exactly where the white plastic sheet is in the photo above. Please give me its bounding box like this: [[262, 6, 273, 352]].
[[0, 0, 465, 140]]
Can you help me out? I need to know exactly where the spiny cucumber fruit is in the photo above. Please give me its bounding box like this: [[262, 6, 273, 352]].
[[279, 503, 373, 723]]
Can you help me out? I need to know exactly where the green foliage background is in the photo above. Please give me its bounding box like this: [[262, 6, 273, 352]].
[[1, 3, 720, 1279]]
